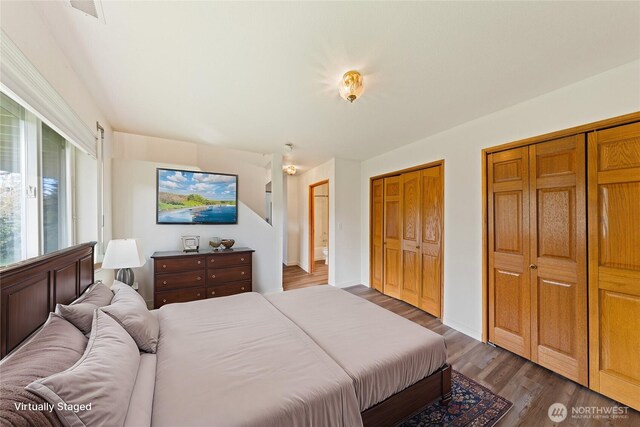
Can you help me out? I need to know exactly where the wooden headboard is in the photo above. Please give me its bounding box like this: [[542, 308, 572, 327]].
[[0, 242, 97, 358]]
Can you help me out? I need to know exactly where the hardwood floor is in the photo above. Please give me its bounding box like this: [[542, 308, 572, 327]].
[[283, 261, 328, 291], [344, 285, 640, 427]]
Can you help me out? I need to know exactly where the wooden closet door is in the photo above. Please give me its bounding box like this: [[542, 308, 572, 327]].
[[529, 135, 587, 385], [588, 123, 640, 410], [371, 179, 385, 292], [419, 165, 443, 317], [488, 147, 531, 358], [383, 176, 402, 299], [401, 171, 421, 306]]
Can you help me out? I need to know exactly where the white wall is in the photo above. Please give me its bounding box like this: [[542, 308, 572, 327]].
[[360, 60, 640, 341], [334, 158, 362, 287], [112, 159, 281, 305], [270, 154, 285, 287], [113, 132, 269, 218], [284, 175, 300, 266], [1, 0, 113, 260]]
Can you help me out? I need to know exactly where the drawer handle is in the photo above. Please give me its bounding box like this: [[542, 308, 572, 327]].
[[241, 271, 245, 275], [241, 258, 244, 261], [162, 264, 166, 268], [197, 293, 201, 297], [163, 281, 167, 285], [211, 290, 216, 295], [197, 276, 201, 281], [163, 299, 167, 303], [211, 274, 216, 279], [210, 259, 215, 262], [241, 287, 245, 291], [197, 260, 201, 264]]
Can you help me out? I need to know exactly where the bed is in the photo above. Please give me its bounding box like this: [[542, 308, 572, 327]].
[[266, 286, 449, 425], [0, 243, 451, 427]]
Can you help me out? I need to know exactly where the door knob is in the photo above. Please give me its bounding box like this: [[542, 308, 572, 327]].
[[529, 264, 538, 270]]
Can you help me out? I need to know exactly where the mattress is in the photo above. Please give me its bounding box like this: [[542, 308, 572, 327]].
[[152, 292, 362, 427], [266, 285, 448, 411]]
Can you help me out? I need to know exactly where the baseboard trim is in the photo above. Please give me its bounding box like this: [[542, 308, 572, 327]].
[[333, 280, 362, 289], [442, 318, 482, 342]]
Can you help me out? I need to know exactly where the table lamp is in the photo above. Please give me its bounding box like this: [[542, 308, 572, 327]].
[[102, 239, 146, 286]]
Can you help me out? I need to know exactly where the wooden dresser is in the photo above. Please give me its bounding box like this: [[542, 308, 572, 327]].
[[151, 247, 254, 308]]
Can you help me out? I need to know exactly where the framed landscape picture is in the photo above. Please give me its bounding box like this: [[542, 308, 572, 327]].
[[156, 168, 238, 224]]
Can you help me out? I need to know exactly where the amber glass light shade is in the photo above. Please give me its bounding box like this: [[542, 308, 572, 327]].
[[338, 70, 364, 103]]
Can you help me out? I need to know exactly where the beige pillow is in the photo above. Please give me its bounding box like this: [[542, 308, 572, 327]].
[[27, 310, 140, 427], [74, 281, 113, 307], [55, 303, 98, 335], [102, 282, 159, 353]]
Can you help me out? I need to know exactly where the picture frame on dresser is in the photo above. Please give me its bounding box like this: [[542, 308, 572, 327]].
[[152, 247, 254, 308]]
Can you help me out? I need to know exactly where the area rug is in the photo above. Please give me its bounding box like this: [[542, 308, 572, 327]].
[[398, 371, 512, 427]]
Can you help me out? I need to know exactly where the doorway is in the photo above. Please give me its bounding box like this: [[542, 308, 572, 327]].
[[309, 180, 329, 274]]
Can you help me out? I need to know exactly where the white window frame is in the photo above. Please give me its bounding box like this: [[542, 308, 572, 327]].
[[2, 96, 76, 263]]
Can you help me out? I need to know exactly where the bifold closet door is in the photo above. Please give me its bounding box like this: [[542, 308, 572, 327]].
[[529, 135, 587, 386], [419, 165, 444, 317], [588, 122, 640, 410], [401, 171, 421, 306], [371, 179, 385, 293], [488, 147, 531, 359], [383, 176, 402, 299]]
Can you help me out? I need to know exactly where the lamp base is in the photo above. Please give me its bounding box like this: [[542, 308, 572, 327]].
[[115, 268, 135, 286]]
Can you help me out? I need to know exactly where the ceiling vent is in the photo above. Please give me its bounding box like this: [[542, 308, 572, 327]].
[[69, 0, 104, 22]]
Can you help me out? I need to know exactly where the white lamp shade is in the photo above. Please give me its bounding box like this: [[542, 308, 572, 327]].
[[102, 239, 146, 269]]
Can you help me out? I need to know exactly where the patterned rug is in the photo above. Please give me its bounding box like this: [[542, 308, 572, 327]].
[[399, 371, 512, 427]]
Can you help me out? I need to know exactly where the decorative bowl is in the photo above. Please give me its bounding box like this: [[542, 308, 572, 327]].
[[209, 237, 222, 250], [221, 239, 235, 249]]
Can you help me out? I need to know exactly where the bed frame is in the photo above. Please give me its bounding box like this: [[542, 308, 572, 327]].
[[0, 241, 450, 426], [0, 242, 96, 358], [361, 363, 451, 426]]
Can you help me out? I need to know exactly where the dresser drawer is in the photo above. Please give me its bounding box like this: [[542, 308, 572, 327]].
[[155, 256, 205, 273], [155, 287, 205, 308], [207, 282, 251, 298], [207, 253, 251, 268], [207, 266, 251, 285], [155, 270, 205, 291]]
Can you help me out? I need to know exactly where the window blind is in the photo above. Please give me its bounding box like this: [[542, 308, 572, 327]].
[[0, 30, 97, 157]]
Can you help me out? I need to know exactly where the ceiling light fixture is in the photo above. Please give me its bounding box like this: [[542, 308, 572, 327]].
[[339, 70, 364, 103], [283, 165, 297, 175], [284, 143, 294, 152]]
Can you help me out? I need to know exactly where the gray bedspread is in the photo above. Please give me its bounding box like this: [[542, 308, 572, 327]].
[[152, 292, 362, 427], [266, 285, 448, 411]]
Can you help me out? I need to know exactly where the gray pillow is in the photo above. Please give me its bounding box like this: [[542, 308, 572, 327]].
[[26, 310, 140, 427], [55, 303, 98, 335], [102, 282, 159, 353], [0, 313, 87, 427], [73, 281, 113, 307]]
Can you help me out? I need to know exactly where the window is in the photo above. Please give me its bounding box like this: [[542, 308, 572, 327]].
[[0, 93, 24, 265], [41, 123, 69, 254], [0, 92, 74, 266]]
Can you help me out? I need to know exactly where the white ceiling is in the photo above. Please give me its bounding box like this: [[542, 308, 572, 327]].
[[32, 1, 640, 170]]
